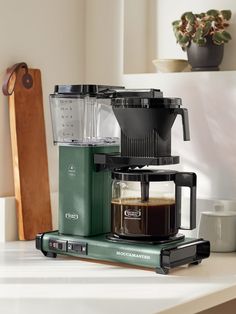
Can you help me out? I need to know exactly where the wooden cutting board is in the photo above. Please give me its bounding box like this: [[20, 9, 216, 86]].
[[2, 63, 52, 240]]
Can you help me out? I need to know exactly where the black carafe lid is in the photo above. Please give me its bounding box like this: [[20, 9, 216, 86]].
[[112, 169, 177, 181]]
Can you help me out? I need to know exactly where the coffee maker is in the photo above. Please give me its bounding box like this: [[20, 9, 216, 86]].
[[36, 85, 210, 274]]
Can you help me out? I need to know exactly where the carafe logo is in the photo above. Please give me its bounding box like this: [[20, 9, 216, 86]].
[[124, 209, 141, 219], [65, 213, 79, 220], [68, 164, 76, 177]]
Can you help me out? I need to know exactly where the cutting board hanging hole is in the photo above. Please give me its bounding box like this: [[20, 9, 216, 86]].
[[2, 62, 33, 96]]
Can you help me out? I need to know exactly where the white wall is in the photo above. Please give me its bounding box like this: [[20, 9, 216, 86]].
[[124, 0, 158, 74], [85, 0, 124, 85], [124, 0, 148, 74], [0, 0, 85, 196]]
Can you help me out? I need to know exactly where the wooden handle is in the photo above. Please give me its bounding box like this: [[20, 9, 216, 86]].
[[2, 62, 33, 96]]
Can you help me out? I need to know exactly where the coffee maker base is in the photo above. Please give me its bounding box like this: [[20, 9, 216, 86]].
[[106, 233, 185, 245], [36, 231, 210, 275]]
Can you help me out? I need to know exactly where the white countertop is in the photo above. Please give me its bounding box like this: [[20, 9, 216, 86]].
[[0, 241, 236, 314]]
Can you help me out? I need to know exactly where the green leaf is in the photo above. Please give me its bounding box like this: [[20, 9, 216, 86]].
[[176, 32, 183, 41], [181, 11, 191, 19], [212, 32, 224, 44], [186, 23, 194, 33], [197, 38, 207, 46], [179, 35, 190, 44], [203, 21, 212, 35], [213, 38, 224, 45], [207, 9, 219, 17], [195, 13, 205, 19], [212, 31, 231, 43], [221, 10, 232, 20], [221, 30, 232, 40], [172, 20, 180, 27], [194, 28, 203, 41], [173, 27, 180, 36], [214, 41, 223, 45], [185, 12, 195, 23]]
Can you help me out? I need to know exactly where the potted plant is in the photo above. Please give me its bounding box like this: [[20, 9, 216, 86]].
[[172, 10, 232, 71]]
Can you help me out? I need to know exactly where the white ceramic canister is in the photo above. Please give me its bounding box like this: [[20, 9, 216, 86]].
[[198, 205, 236, 252]]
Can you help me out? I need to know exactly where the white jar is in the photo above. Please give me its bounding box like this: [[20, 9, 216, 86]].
[[198, 205, 236, 252]]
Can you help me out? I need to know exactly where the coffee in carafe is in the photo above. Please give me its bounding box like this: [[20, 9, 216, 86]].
[[112, 197, 177, 239]]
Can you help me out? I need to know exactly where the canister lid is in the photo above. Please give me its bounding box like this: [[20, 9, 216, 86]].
[[53, 84, 123, 96], [112, 169, 177, 182]]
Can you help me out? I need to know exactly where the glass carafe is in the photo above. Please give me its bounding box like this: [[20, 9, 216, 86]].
[[111, 170, 196, 240]]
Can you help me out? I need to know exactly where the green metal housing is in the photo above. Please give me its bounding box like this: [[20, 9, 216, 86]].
[[59, 145, 119, 236]]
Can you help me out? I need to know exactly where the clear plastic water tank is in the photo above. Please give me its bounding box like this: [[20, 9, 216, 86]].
[[50, 84, 120, 145]]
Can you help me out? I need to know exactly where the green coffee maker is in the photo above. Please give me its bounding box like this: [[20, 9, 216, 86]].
[[50, 85, 120, 236], [36, 85, 210, 274]]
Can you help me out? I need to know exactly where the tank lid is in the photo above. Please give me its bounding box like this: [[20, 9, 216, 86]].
[[54, 84, 124, 96], [112, 169, 178, 181]]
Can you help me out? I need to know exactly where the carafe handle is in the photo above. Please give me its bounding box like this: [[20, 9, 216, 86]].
[[175, 172, 197, 230], [173, 108, 190, 141]]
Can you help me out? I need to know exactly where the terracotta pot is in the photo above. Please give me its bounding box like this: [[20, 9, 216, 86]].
[[187, 37, 224, 71]]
